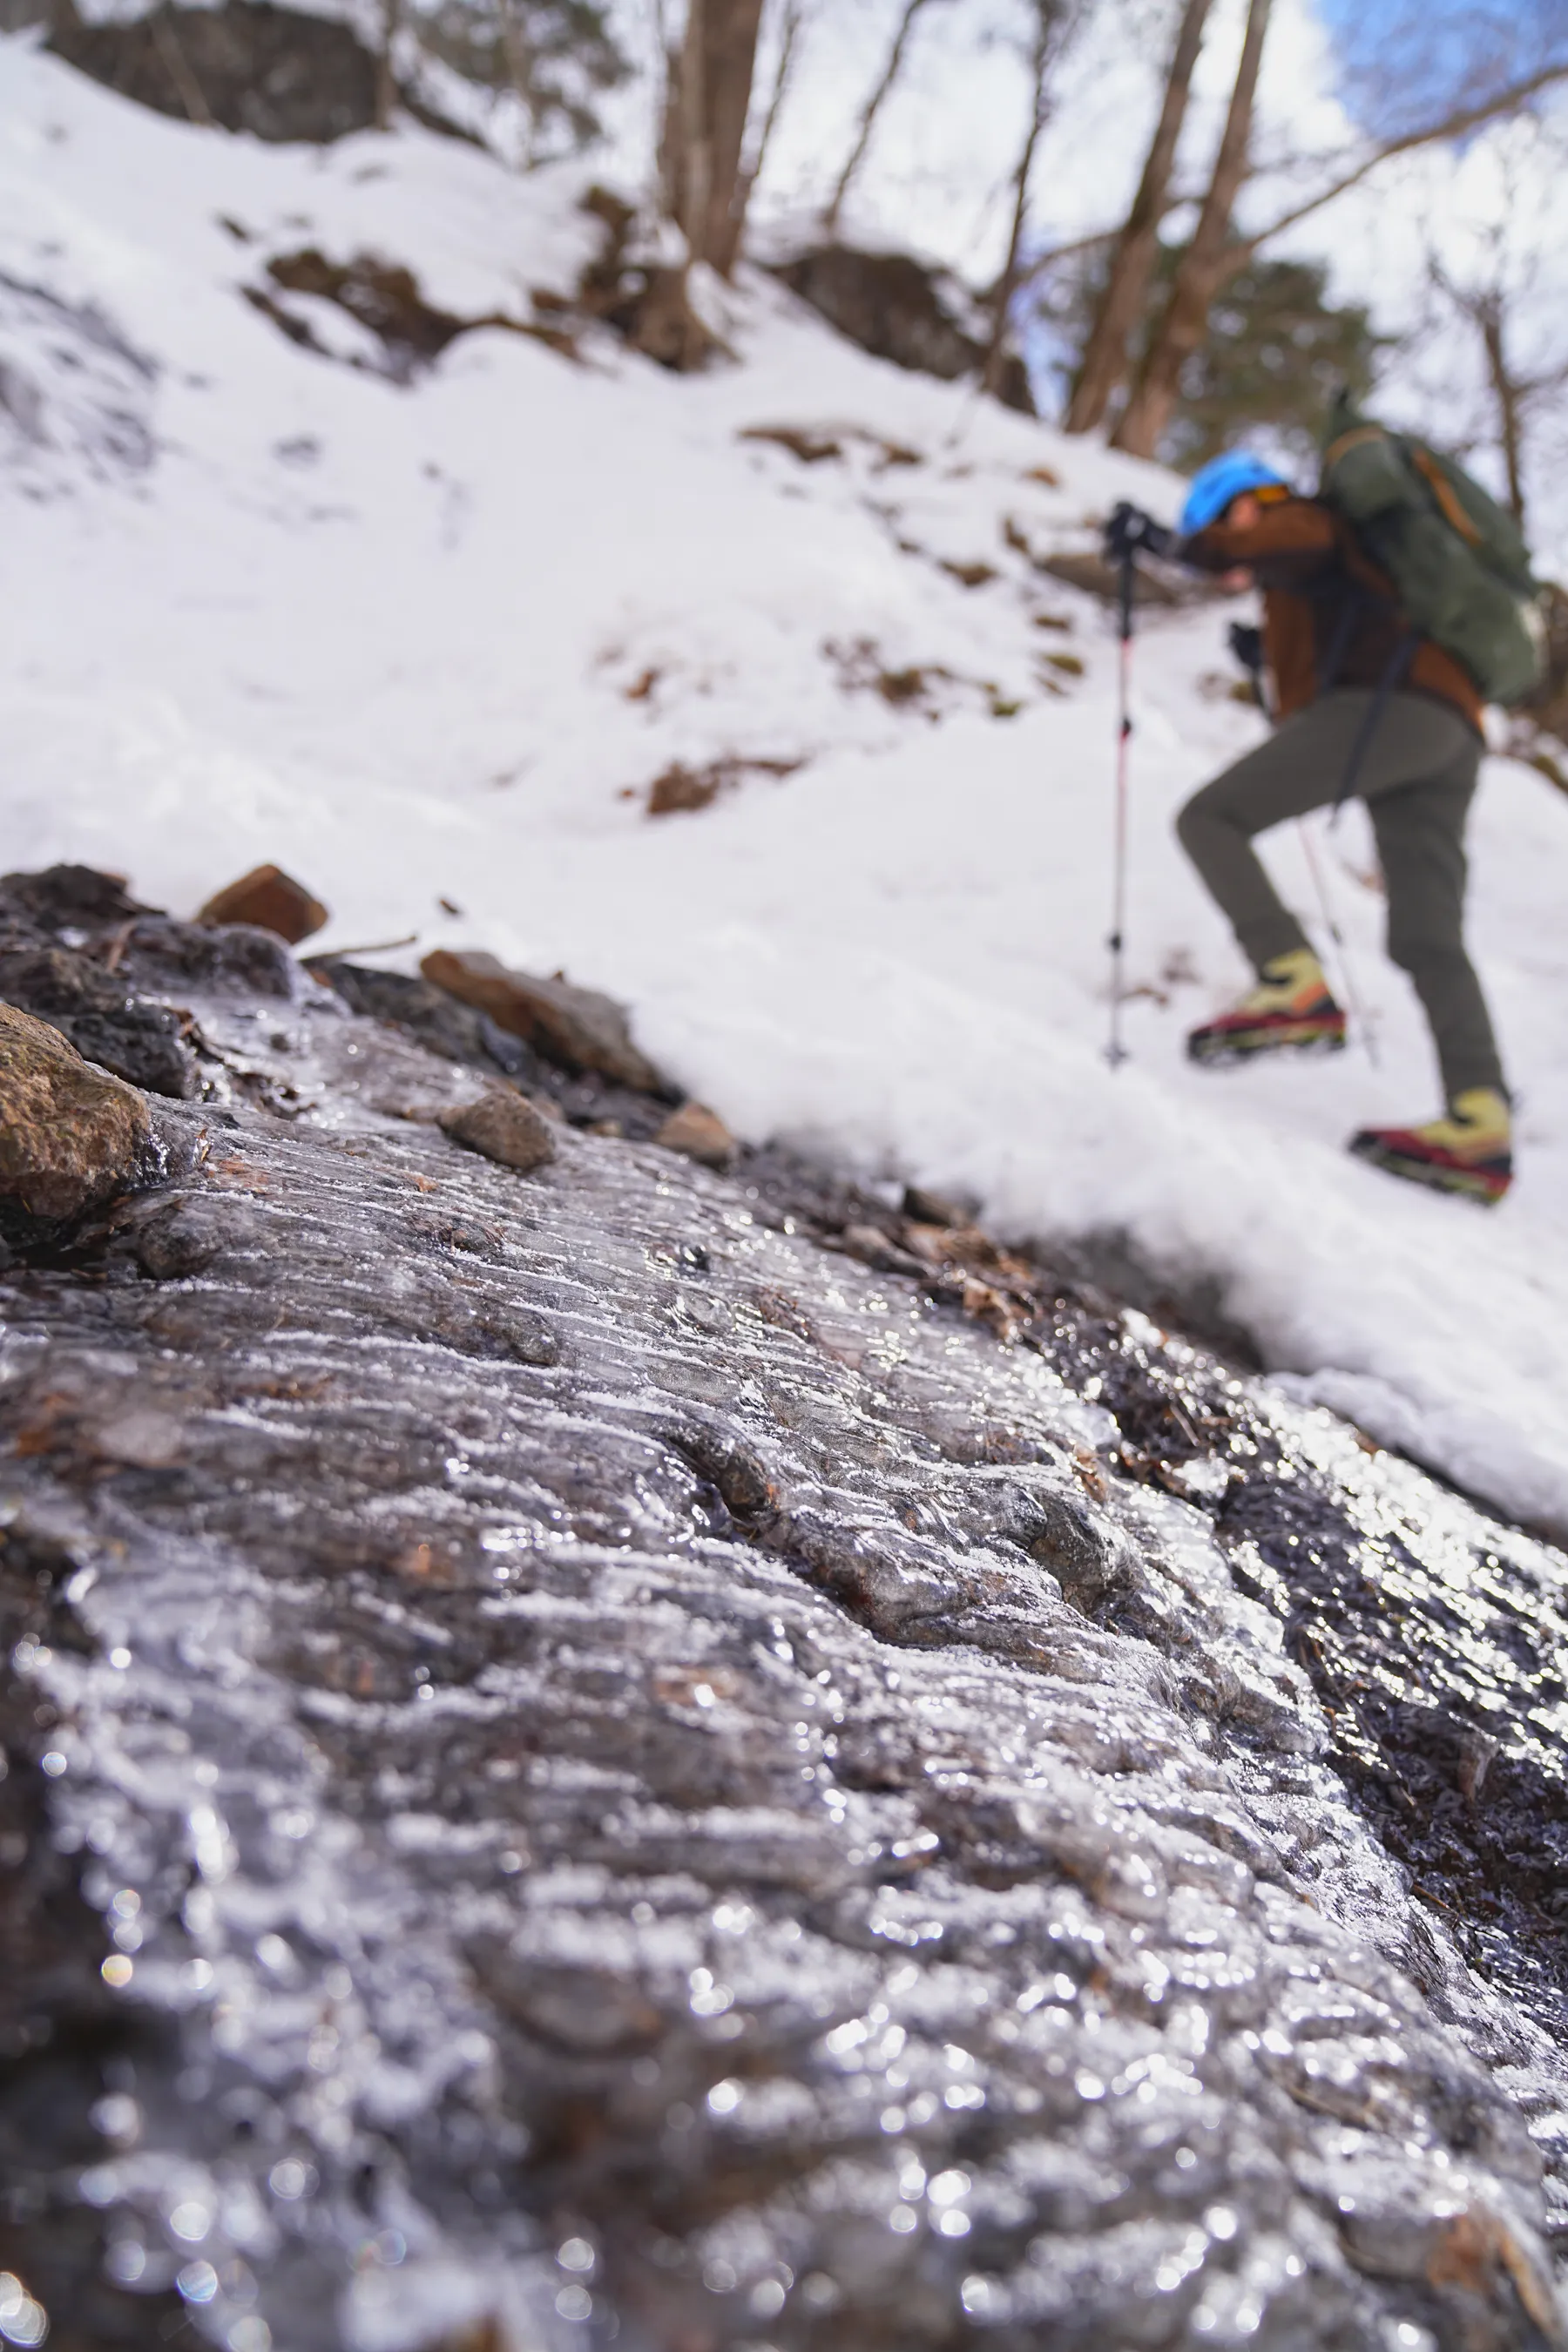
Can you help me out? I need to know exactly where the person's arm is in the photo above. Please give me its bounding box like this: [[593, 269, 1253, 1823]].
[[1183, 498, 1336, 589]]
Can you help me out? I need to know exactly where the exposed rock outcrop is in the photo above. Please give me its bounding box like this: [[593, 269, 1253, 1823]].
[[772, 245, 1035, 416], [243, 249, 578, 382], [46, 0, 463, 144]]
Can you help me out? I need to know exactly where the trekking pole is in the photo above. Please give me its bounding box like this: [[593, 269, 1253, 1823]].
[[1297, 815, 1380, 1070], [1106, 551, 1135, 1068]]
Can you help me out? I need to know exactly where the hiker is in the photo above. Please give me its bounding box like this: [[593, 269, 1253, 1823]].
[[1105, 436, 1521, 1207]]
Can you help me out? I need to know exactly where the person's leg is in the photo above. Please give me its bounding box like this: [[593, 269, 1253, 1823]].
[[1177, 689, 1472, 972], [1177, 711, 1336, 972], [1363, 740, 1507, 1104]]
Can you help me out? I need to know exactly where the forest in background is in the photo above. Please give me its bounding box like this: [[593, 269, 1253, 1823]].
[[11, 0, 1568, 537]]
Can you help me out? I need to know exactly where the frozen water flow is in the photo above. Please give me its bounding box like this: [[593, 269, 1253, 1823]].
[[3, 961, 1568, 2347]]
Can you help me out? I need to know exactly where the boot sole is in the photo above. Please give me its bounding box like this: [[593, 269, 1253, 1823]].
[[1187, 1024, 1348, 1069], [1348, 1135, 1511, 1206]]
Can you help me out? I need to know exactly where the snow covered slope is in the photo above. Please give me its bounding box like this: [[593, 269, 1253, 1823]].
[[3, 37, 1568, 1536]]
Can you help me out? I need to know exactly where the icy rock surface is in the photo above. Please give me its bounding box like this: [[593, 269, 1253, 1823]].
[[3, 917, 1568, 2349]]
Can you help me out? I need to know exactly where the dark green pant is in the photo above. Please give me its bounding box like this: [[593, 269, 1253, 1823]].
[[1176, 689, 1505, 1101]]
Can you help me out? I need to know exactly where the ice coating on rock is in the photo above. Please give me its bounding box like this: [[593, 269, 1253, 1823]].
[[2, 967, 1567, 2350]]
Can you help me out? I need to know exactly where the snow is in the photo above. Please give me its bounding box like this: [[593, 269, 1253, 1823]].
[[3, 36, 1568, 1537]]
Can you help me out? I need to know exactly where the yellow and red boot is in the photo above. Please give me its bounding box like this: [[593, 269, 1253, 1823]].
[[1348, 1087, 1513, 1206], [1186, 950, 1346, 1068]]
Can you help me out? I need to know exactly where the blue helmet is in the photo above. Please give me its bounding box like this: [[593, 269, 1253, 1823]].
[[1179, 451, 1288, 537]]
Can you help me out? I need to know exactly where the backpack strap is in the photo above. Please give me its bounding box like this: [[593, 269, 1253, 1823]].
[[1322, 422, 1386, 472], [1410, 446, 1484, 547]]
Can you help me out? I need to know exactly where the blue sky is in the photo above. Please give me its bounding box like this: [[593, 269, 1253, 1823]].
[[1315, 0, 1568, 138]]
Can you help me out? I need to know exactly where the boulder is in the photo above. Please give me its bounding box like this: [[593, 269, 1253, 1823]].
[[46, 0, 467, 145], [422, 950, 666, 1095], [0, 1002, 152, 1219], [438, 1087, 558, 1176], [654, 1100, 735, 1170], [771, 245, 1034, 416], [198, 864, 328, 944]]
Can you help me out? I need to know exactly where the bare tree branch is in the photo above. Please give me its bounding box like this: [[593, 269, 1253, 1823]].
[[983, 0, 1089, 400], [1236, 58, 1568, 260], [739, 0, 807, 212], [823, 0, 945, 237]]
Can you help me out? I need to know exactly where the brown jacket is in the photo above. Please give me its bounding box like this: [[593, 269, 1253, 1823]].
[[1186, 494, 1484, 737]]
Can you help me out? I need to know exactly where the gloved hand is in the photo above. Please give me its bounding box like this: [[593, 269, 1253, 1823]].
[[1104, 501, 1174, 564], [1227, 621, 1264, 675]]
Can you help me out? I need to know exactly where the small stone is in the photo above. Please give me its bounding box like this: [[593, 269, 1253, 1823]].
[[127, 1193, 259, 1281], [439, 1087, 558, 1175], [902, 1183, 974, 1227], [422, 950, 666, 1093], [841, 1223, 923, 1277], [0, 1001, 152, 1219], [655, 1101, 735, 1170], [197, 865, 328, 945], [477, 1301, 560, 1366]]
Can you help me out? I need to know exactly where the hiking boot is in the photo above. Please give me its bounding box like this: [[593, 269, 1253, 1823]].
[[1348, 1087, 1513, 1206], [1186, 950, 1346, 1067]]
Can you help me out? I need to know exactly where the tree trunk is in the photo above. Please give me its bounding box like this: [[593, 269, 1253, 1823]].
[[982, 0, 1071, 401], [1112, 0, 1272, 460], [1064, 0, 1216, 436], [373, 0, 400, 132], [824, 0, 934, 238], [668, 0, 766, 278]]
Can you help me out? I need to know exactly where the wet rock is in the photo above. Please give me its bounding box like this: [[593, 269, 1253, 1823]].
[[654, 1099, 735, 1169], [120, 1190, 262, 1280], [472, 1299, 559, 1365], [422, 948, 666, 1093], [197, 862, 328, 944], [121, 912, 298, 1001], [437, 1085, 557, 1175], [0, 941, 199, 1098], [310, 960, 535, 1080], [0, 862, 148, 931], [6, 871, 1568, 2351], [840, 1220, 926, 1277], [903, 1181, 977, 1227], [0, 1001, 152, 1218]]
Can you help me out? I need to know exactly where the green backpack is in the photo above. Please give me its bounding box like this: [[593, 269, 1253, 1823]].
[[1319, 393, 1544, 706]]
